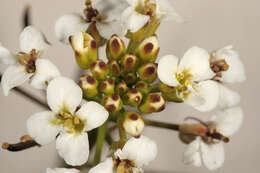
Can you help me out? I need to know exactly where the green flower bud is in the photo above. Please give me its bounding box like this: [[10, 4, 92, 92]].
[[136, 35, 160, 63], [90, 60, 109, 80], [120, 53, 139, 72], [123, 88, 143, 107], [102, 93, 123, 113], [106, 35, 126, 61], [124, 73, 138, 85], [139, 93, 165, 114], [108, 60, 121, 77], [159, 82, 183, 102], [69, 31, 98, 69], [122, 111, 144, 137], [78, 74, 98, 99], [135, 81, 150, 94], [115, 80, 129, 95], [100, 78, 115, 95], [138, 63, 157, 83]]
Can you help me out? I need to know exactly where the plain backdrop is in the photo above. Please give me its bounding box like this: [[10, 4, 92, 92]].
[[0, 0, 259, 173]]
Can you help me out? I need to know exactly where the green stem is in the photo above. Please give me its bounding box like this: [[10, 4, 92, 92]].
[[105, 133, 114, 145], [117, 111, 127, 141], [93, 121, 107, 165], [127, 39, 139, 53], [144, 119, 180, 131]]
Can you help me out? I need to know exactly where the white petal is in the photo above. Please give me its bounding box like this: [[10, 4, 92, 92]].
[[211, 107, 243, 136], [122, 7, 149, 33], [183, 138, 202, 167], [89, 157, 114, 173], [56, 132, 89, 166], [200, 142, 225, 171], [76, 101, 109, 131], [121, 136, 157, 167], [47, 77, 82, 114], [55, 13, 89, 44], [19, 26, 49, 53], [27, 111, 62, 145], [0, 45, 16, 65], [157, 55, 179, 86], [156, 0, 183, 22], [179, 47, 215, 82], [1, 65, 32, 96], [30, 59, 60, 90], [218, 84, 240, 109], [96, 21, 127, 39], [185, 80, 220, 112], [46, 168, 80, 173], [214, 46, 246, 83]]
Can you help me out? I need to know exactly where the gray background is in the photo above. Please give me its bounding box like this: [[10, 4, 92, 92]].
[[0, 0, 259, 172]]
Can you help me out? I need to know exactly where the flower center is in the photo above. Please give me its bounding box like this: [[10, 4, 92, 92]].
[[175, 71, 193, 99], [135, 0, 156, 18], [18, 49, 39, 73], [210, 59, 229, 78], [114, 158, 140, 173]]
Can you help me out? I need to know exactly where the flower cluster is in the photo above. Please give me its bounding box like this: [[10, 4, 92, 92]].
[[0, 0, 246, 172]]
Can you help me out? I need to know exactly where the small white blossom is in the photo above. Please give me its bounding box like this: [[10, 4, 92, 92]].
[[211, 45, 246, 83], [27, 77, 109, 166], [46, 168, 79, 173], [183, 107, 244, 170], [157, 47, 219, 112], [89, 135, 157, 173], [217, 84, 240, 109], [0, 26, 60, 96]]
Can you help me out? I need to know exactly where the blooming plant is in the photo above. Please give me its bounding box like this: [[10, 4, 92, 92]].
[[1, 0, 246, 172]]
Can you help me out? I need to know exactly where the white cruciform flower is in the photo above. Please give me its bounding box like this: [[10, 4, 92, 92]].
[[157, 46, 219, 112], [89, 135, 158, 173], [26, 77, 109, 166], [55, 0, 128, 43], [183, 107, 244, 170], [217, 84, 240, 109], [121, 0, 183, 33], [46, 168, 80, 173], [0, 26, 60, 96], [210, 45, 246, 83]]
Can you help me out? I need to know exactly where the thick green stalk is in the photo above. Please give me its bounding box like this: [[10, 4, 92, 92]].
[[117, 111, 127, 142], [144, 119, 180, 131], [127, 39, 140, 53]]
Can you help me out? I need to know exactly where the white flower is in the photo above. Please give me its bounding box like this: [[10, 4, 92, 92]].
[[183, 107, 244, 170], [0, 26, 60, 96], [89, 135, 157, 173], [26, 77, 109, 166], [157, 46, 219, 112], [217, 84, 240, 109], [211, 45, 246, 83], [55, 0, 128, 42], [122, 0, 183, 33], [46, 168, 79, 173]]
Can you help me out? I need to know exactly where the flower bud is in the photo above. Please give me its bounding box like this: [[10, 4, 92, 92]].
[[106, 35, 126, 61], [120, 53, 139, 72], [115, 80, 129, 95], [90, 60, 109, 80], [100, 78, 115, 95], [124, 73, 138, 85], [108, 60, 121, 77], [69, 31, 98, 69], [87, 23, 106, 47], [78, 74, 98, 99], [139, 93, 165, 114], [122, 111, 144, 137], [159, 82, 183, 102], [123, 88, 143, 107], [136, 35, 160, 63], [138, 63, 157, 83], [135, 81, 150, 94], [102, 93, 123, 113]]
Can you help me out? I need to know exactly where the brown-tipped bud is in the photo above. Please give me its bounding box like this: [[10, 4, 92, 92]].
[[123, 88, 143, 107], [120, 53, 139, 72], [139, 93, 165, 114], [100, 78, 115, 95], [90, 60, 109, 80], [135, 81, 150, 94], [136, 35, 160, 63], [122, 111, 144, 137], [108, 60, 121, 77], [87, 22, 106, 47], [116, 80, 129, 95], [102, 93, 123, 113], [124, 73, 138, 85], [106, 35, 126, 61], [79, 74, 99, 98], [69, 31, 98, 69], [138, 63, 157, 83], [159, 82, 183, 102]]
